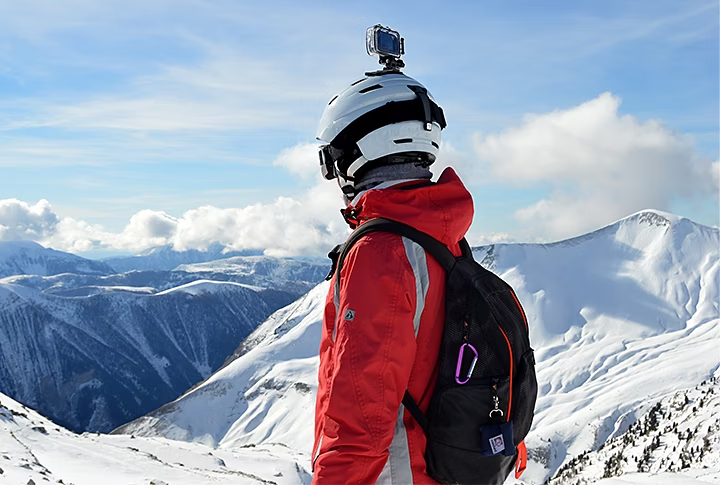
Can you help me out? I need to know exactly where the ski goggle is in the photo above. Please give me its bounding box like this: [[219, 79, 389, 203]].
[[318, 144, 338, 180]]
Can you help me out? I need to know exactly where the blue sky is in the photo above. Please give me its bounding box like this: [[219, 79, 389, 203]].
[[0, 0, 717, 256]]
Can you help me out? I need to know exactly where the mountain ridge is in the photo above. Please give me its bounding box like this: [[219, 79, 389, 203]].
[[0, 240, 114, 277], [103, 243, 265, 272], [0, 277, 276, 433]]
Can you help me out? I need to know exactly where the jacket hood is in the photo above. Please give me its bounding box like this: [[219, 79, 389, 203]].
[[344, 167, 474, 246]]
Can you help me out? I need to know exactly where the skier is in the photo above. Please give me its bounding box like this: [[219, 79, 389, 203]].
[[311, 26, 474, 484]]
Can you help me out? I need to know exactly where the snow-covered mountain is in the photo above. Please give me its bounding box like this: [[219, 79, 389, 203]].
[[549, 375, 720, 484], [116, 210, 720, 484], [4, 254, 329, 310], [0, 390, 311, 484], [0, 278, 274, 434], [104, 244, 264, 272], [0, 240, 330, 436], [176, 255, 330, 295], [0, 240, 113, 277], [1, 381, 714, 485]]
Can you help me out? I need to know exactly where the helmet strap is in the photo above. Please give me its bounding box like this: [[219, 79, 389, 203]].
[[408, 85, 434, 131]]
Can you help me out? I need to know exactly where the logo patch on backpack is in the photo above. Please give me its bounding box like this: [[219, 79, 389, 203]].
[[489, 434, 505, 455], [344, 309, 356, 321]]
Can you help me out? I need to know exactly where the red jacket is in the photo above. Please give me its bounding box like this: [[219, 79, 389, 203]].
[[312, 168, 474, 484]]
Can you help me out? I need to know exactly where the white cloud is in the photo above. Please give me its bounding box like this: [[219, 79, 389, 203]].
[[167, 143, 346, 256], [41, 217, 111, 253], [0, 199, 59, 241], [117, 210, 178, 248], [433, 141, 479, 183], [473, 92, 717, 239], [465, 231, 513, 247], [0, 145, 347, 256], [272, 143, 319, 180]]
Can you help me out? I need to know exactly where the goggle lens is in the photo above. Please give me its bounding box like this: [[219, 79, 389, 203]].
[[319, 144, 337, 180]]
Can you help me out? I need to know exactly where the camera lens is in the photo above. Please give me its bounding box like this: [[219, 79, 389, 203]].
[[376, 31, 400, 57]]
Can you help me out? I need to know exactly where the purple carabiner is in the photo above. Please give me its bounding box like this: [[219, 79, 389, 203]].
[[455, 342, 478, 385]]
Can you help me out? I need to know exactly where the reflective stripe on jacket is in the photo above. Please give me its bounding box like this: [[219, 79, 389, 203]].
[[312, 168, 474, 484]]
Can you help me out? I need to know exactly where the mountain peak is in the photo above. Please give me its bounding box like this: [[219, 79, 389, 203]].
[[0, 240, 113, 277], [621, 209, 682, 227]]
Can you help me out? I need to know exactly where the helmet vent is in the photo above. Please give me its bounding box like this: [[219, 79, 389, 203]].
[[328, 95, 339, 105], [431, 141, 439, 149], [359, 84, 382, 94], [350, 78, 365, 86], [394, 138, 413, 144]]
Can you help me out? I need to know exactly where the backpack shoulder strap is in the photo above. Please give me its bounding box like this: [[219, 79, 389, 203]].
[[356, 218, 458, 271], [325, 218, 461, 281]]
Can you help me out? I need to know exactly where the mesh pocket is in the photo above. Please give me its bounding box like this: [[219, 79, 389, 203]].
[[425, 439, 516, 485], [427, 378, 510, 449]]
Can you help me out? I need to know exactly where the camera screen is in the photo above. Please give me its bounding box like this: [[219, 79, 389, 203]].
[[376, 30, 400, 57]]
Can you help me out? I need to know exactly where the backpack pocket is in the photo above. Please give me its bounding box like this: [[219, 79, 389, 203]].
[[425, 378, 517, 484]]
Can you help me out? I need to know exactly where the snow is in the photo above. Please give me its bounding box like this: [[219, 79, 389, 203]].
[[596, 474, 713, 485], [117, 210, 719, 484], [0, 391, 311, 484], [154, 279, 264, 296], [549, 376, 720, 484], [104, 244, 264, 272], [0, 240, 113, 277], [1, 210, 718, 484], [176, 255, 327, 277]]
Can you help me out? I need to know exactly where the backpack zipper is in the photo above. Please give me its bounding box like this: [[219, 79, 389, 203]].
[[497, 326, 513, 420]]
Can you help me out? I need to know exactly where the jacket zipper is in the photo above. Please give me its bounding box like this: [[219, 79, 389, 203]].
[[312, 434, 323, 470]]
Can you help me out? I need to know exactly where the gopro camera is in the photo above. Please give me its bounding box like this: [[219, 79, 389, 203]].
[[366, 24, 405, 72]]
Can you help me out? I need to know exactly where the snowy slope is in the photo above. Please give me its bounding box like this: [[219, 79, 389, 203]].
[[114, 282, 328, 449], [0, 278, 274, 434], [513, 210, 719, 484], [550, 374, 720, 484], [116, 210, 719, 484], [0, 391, 311, 484], [0, 240, 113, 277]]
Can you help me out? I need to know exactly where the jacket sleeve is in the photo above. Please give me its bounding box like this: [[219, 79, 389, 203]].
[[312, 233, 419, 484]]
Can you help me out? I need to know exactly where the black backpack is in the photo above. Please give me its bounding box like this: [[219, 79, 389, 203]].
[[328, 218, 538, 485]]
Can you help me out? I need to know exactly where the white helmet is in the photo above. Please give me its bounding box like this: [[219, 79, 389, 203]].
[[317, 73, 447, 197]]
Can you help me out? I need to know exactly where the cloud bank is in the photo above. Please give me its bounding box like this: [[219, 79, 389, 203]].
[[474, 92, 717, 239], [1, 95, 715, 256], [0, 144, 347, 257]]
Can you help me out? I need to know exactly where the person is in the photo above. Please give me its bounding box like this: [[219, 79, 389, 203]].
[[311, 70, 475, 484]]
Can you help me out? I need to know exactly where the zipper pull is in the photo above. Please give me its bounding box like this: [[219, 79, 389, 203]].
[[489, 378, 504, 421]]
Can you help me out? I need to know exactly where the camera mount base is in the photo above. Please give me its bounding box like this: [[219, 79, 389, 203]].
[[365, 56, 405, 76]]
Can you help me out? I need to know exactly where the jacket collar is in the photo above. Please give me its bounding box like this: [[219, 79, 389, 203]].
[[342, 168, 474, 246]]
